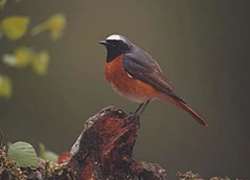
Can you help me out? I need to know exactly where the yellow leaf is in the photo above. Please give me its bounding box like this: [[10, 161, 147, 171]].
[[31, 14, 66, 41], [2, 16, 30, 40], [2, 47, 34, 68], [46, 14, 66, 40], [13, 47, 33, 68], [0, 74, 12, 99], [31, 51, 49, 76]]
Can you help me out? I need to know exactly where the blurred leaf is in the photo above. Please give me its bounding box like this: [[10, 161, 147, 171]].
[[39, 143, 45, 157], [2, 54, 16, 66], [7, 141, 38, 167], [13, 47, 33, 68], [31, 50, 49, 76], [38, 143, 58, 163], [31, 24, 47, 36], [0, 74, 12, 98], [2, 47, 33, 68], [0, 0, 7, 10], [2, 48, 50, 75], [32, 14, 66, 41], [47, 14, 66, 40], [7, 142, 12, 148], [1, 16, 30, 40]]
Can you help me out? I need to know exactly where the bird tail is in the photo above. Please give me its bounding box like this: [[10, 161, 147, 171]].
[[176, 101, 208, 126], [160, 95, 208, 126]]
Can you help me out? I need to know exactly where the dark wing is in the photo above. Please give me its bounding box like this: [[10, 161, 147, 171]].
[[122, 47, 186, 103]]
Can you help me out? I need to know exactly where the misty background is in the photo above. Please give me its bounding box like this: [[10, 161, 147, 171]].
[[0, 0, 249, 179]]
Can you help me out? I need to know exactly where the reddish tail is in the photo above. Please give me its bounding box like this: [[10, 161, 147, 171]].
[[160, 96, 208, 126], [176, 101, 208, 126]]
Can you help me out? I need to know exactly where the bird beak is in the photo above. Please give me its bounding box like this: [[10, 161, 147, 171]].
[[98, 40, 108, 45]]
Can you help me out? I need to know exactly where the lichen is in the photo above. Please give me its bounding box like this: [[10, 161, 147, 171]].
[[0, 147, 76, 180]]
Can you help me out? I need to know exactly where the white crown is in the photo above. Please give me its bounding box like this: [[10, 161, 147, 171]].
[[106, 34, 125, 42]]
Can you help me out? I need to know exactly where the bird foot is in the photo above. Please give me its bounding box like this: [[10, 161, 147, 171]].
[[125, 112, 140, 120], [122, 112, 140, 129]]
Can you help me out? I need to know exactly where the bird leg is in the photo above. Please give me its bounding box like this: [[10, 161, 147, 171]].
[[125, 103, 144, 120], [123, 100, 150, 129], [133, 103, 145, 115], [126, 100, 151, 119], [135, 100, 150, 116]]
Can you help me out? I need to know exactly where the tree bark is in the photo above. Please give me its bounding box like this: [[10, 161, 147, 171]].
[[67, 105, 166, 180]]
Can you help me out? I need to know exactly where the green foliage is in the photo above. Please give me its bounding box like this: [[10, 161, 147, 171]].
[[6, 141, 59, 168], [38, 143, 58, 163], [7, 141, 38, 167], [0, 146, 75, 180], [5, 141, 58, 165], [0, 147, 27, 180], [0, 1, 66, 99]]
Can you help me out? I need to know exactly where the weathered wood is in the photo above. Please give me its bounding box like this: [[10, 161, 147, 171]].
[[67, 106, 166, 180]]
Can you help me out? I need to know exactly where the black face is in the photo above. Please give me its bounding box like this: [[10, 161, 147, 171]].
[[99, 39, 132, 63]]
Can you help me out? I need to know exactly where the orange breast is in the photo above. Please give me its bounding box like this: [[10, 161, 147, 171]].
[[104, 55, 159, 103]]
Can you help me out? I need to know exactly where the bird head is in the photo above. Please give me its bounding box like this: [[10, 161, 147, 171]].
[[99, 34, 133, 62]]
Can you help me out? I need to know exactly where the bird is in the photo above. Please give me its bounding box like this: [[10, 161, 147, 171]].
[[99, 34, 208, 126]]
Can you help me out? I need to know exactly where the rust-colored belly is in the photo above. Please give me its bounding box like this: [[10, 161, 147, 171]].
[[104, 55, 159, 103]]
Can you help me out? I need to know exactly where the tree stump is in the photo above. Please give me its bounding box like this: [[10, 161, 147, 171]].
[[67, 106, 166, 180]]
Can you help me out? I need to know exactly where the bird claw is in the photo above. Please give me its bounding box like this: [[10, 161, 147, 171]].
[[126, 112, 140, 120], [122, 112, 141, 129]]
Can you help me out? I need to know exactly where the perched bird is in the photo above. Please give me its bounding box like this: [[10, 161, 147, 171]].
[[99, 34, 208, 126]]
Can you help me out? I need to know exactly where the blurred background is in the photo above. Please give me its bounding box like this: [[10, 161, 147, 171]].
[[0, 0, 249, 179]]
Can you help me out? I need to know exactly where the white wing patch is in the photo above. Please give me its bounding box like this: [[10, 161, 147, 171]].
[[126, 72, 133, 79]]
